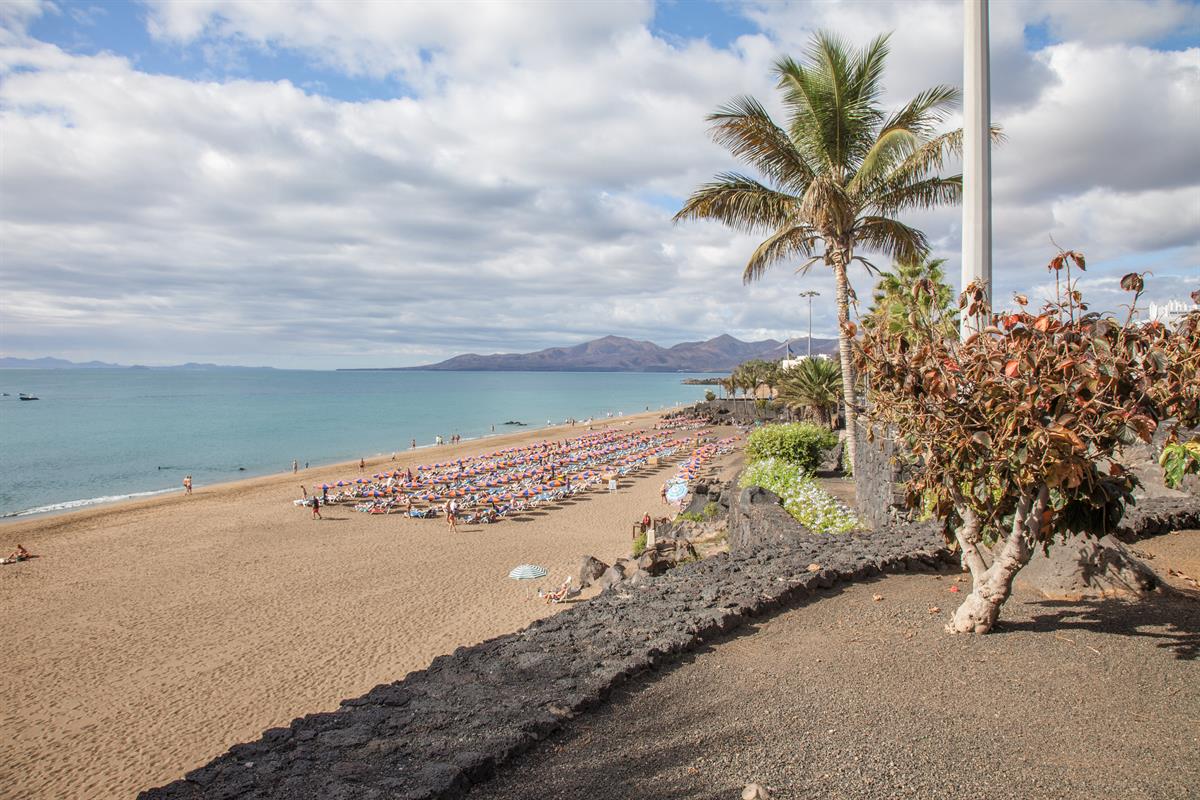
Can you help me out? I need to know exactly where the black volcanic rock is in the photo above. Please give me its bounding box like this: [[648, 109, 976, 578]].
[[391, 334, 839, 373]]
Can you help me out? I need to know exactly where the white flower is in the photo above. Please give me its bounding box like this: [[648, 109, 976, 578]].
[[739, 456, 858, 534]]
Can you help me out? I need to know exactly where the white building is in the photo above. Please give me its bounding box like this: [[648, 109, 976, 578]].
[[779, 354, 831, 372], [1143, 299, 1199, 326]]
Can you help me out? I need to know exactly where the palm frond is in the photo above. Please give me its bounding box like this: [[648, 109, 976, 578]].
[[853, 215, 929, 265], [884, 124, 1002, 187], [870, 175, 962, 215], [881, 84, 961, 139], [673, 173, 798, 234], [707, 96, 816, 192], [743, 224, 819, 284], [848, 127, 918, 195]]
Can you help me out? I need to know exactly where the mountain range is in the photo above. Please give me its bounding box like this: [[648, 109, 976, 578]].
[[355, 334, 839, 373], [0, 356, 273, 370]]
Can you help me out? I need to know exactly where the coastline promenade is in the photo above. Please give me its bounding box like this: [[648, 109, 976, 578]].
[[0, 410, 735, 799]]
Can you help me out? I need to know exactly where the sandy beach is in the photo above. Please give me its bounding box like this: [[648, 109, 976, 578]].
[[0, 411, 734, 799]]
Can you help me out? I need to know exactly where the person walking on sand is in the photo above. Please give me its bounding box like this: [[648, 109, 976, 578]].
[[411, 439, 417, 450], [359, 457, 365, 471], [311, 494, 322, 519], [183, 475, 193, 495], [660, 483, 668, 505], [292, 459, 298, 474], [300, 485, 308, 499]]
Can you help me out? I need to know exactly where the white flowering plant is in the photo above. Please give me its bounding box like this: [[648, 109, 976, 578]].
[[738, 457, 858, 534]]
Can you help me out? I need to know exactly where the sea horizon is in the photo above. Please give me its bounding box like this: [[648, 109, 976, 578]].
[[0, 368, 710, 519]]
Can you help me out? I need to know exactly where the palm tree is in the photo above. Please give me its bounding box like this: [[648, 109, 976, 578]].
[[675, 31, 992, 474], [778, 357, 842, 428], [866, 255, 958, 342]]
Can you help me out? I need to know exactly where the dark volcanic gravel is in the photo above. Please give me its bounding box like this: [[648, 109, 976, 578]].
[[467, 571, 1200, 800]]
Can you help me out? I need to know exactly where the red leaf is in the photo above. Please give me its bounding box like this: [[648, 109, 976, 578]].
[[1004, 360, 1020, 378], [1033, 316, 1052, 333]]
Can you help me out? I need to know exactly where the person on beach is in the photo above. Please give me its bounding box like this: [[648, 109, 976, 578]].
[[292, 459, 298, 474], [300, 485, 307, 499], [311, 494, 322, 519], [411, 439, 417, 449], [183, 475, 192, 495], [660, 483, 668, 504], [1, 544, 33, 564], [322, 486, 329, 504], [359, 457, 365, 471]]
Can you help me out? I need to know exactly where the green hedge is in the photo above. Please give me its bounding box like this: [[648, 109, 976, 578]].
[[745, 423, 838, 472]]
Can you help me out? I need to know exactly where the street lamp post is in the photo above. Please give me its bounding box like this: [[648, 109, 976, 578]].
[[799, 290, 820, 358]]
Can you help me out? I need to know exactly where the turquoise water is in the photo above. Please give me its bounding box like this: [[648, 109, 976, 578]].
[[0, 369, 711, 518]]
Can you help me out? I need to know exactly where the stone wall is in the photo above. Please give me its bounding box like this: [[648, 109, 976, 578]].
[[853, 421, 907, 531], [727, 485, 812, 554], [1115, 495, 1200, 541]]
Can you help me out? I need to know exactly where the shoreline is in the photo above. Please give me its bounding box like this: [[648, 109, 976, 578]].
[[0, 404, 737, 799], [0, 406, 686, 533]]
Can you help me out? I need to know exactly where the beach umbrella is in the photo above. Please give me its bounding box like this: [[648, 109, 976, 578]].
[[666, 482, 689, 503], [336, 480, 350, 487], [508, 564, 548, 580]]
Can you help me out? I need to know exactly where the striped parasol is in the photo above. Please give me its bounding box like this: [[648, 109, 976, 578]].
[[508, 564, 548, 580]]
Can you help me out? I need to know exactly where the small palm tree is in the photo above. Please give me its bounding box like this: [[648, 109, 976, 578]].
[[778, 357, 842, 427], [675, 31, 995, 474], [867, 255, 959, 342]]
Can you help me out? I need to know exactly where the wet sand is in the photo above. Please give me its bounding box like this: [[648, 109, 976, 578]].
[[0, 411, 734, 799]]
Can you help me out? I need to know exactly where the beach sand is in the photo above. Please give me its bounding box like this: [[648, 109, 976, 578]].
[[0, 411, 734, 799]]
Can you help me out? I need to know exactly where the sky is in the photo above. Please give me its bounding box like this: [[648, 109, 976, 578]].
[[1, 0, 1198, 369]]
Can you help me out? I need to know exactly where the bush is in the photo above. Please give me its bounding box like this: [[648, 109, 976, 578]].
[[745, 423, 839, 471], [704, 390, 716, 401], [678, 502, 721, 523], [738, 457, 858, 534], [632, 532, 647, 557]]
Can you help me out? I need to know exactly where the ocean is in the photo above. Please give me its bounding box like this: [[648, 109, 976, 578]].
[[0, 369, 712, 518]]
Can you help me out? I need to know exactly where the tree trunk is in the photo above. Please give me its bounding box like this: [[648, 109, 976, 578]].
[[948, 486, 1049, 634], [831, 255, 858, 475]]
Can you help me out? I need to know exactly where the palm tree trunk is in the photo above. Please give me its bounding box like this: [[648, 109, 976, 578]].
[[832, 254, 858, 475]]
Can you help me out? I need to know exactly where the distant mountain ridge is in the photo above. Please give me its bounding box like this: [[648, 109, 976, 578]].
[[0, 356, 273, 370], [355, 334, 839, 372]]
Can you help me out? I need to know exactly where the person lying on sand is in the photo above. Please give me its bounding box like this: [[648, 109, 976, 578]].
[[538, 576, 574, 604], [1, 544, 34, 565]]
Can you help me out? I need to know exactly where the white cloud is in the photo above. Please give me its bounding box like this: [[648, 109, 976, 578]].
[[0, 1, 1196, 367]]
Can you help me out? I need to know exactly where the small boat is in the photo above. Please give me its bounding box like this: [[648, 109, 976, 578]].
[[18, 393, 39, 401]]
